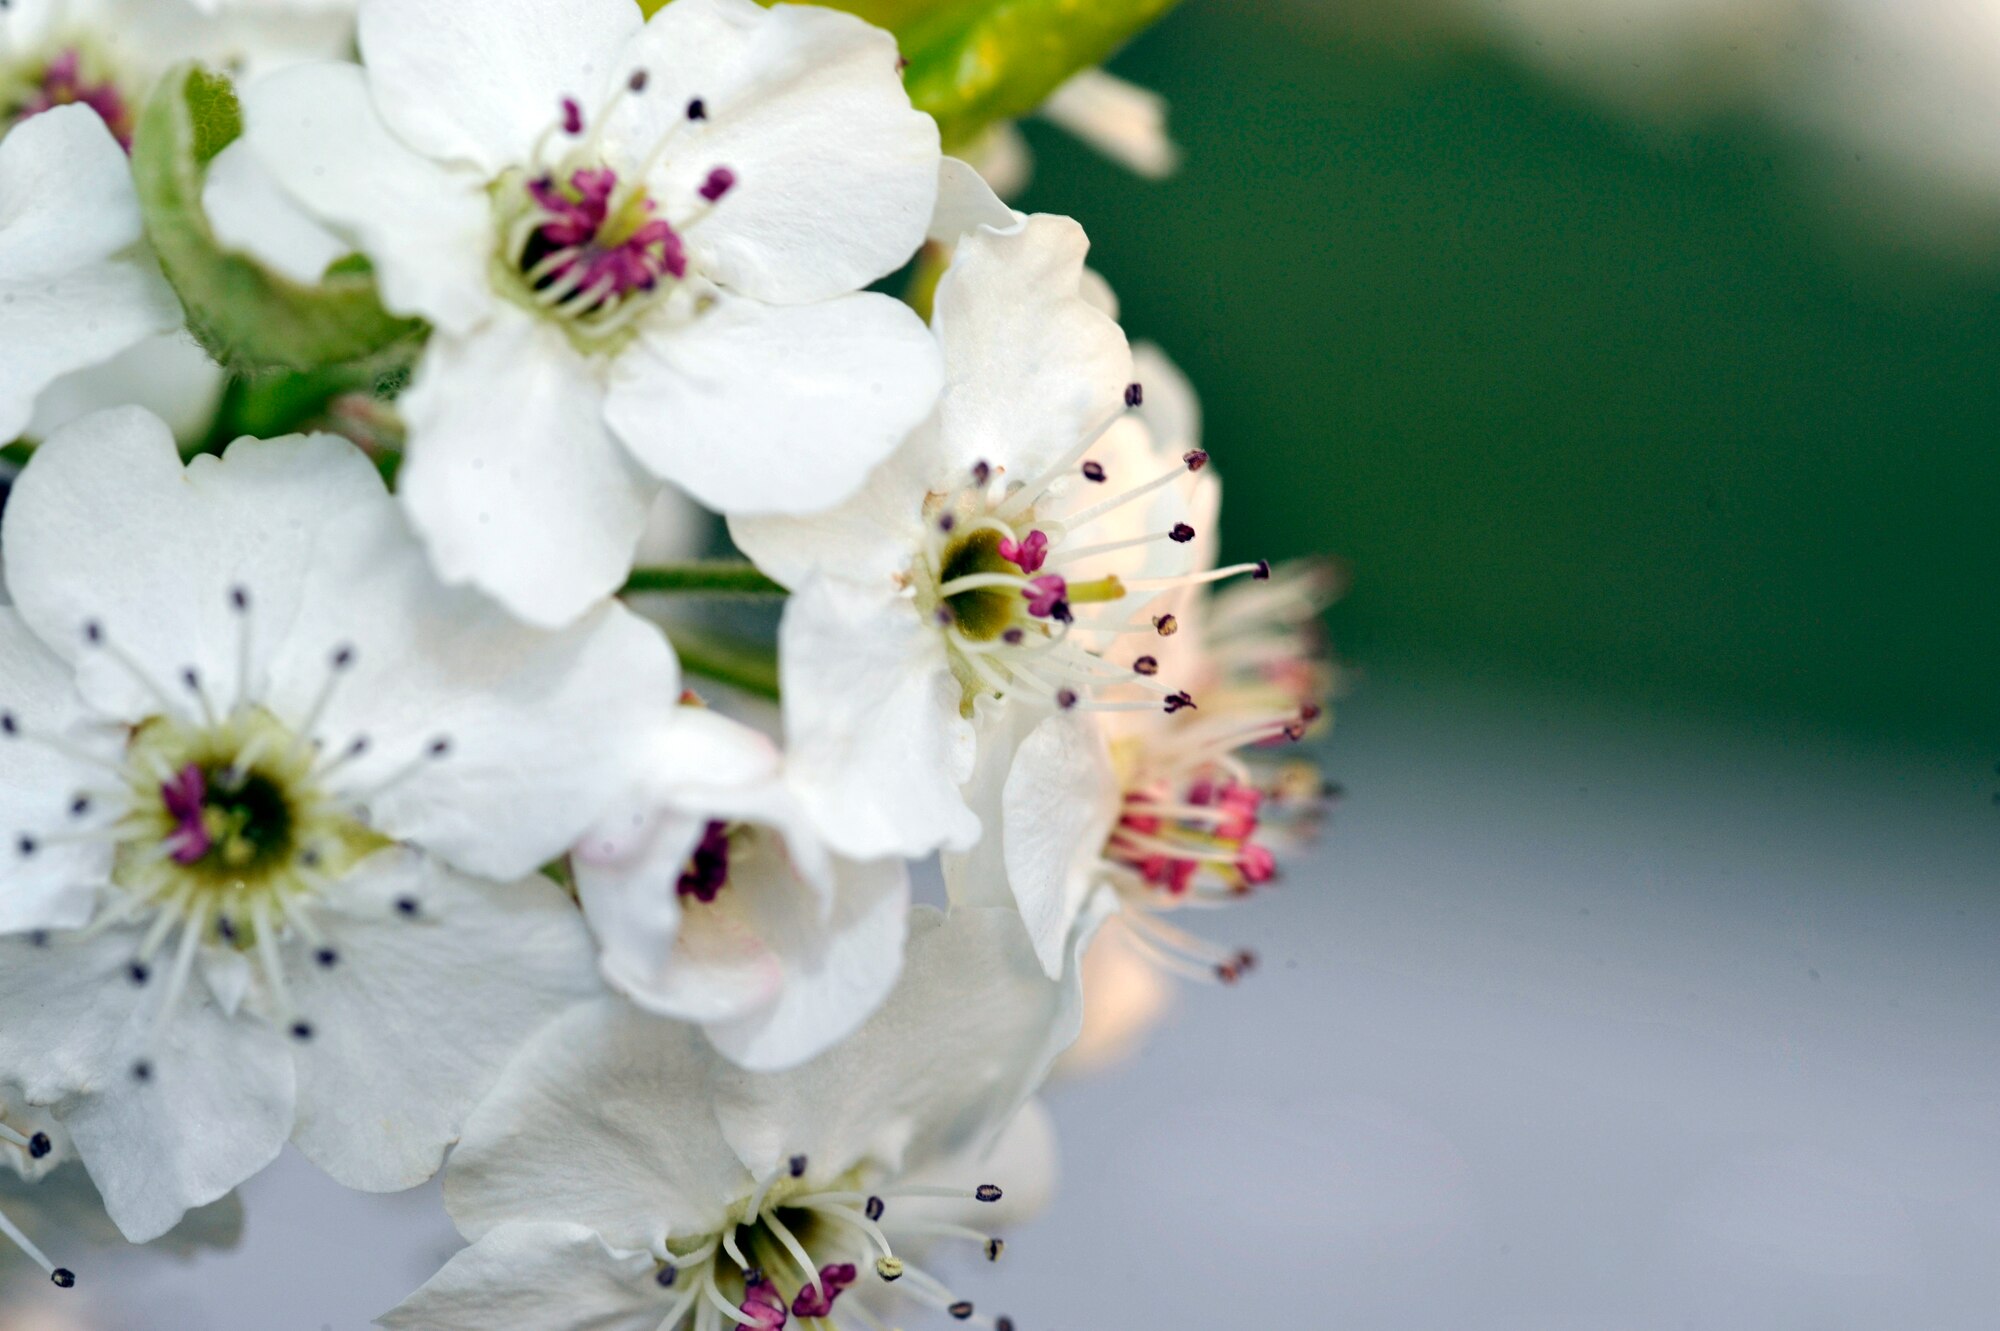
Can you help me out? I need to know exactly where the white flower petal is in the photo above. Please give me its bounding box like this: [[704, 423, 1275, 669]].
[[710, 905, 1070, 1183], [1001, 709, 1120, 978], [446, 998, 748, 1249], [0, 106, 182, 441], [700, 850, 910, 1072], [777, 576, 979, 860], [0, 929, 295, 1243], [0, 609, 115, 934], [266, 500, 681, 881], [200, 137, 350, 285], [240, 61, 494, 331], [286, 852, 599, 1194], [617, 0, 938, 303], [357, 0, 640, 176], [26, 332, 225, 447], [940, 695, 1027, 915], [1, 409, 387, 722], [399, 310, 657, 627], [577, 812, 700, 1008], [932, 213, 1132, 479], [380, 1221, 663, 1331], [1040, 68, 1181, 180], [725, 434, 936, 592], [606, 290, 941, 516], [929, 156, 1019, 244]]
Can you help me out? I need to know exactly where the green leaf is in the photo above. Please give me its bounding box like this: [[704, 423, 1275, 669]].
[[898, 0, 1182, 149], [132, 64, 426, 374]]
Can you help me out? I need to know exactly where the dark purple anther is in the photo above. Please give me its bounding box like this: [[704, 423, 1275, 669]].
[[1081, 460, 1107, 483], [160, 764, 211, 865], [676, 820, 731, 902], [1170, 522, 1196, 543], [790, 1264, 858, 1318], [1183, 450, 1209, 472], [699, 166, 736, 202], [561, 97, 584, 135], [997, 530, 1049, 574], [1125, 382, 1144, 408]]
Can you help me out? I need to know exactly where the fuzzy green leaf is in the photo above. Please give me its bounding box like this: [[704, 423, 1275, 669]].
[[132, 64, 425, 374]]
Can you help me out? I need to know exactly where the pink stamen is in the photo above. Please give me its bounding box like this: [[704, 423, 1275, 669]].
[[14, 48, 133, 149], [160, 764, 211, 865], [1022, 574, 1069, 619], [737, 1278, 788, 1329], [998, 530, 1050, 574], [790, 1264, 858, 1318], [522, 168, 687, 302], [1113, 775, 1273, 897]]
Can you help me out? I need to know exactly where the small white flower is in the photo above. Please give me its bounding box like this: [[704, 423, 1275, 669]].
[[383, 904, 1099, 1331], [0, 407, 681, 1241], [733, 212, 1248, 863], [572, 704, 912, 1072], [0, 106, 182, 445], [953, 346, 1336, 982], [218, 0, 945, 626]]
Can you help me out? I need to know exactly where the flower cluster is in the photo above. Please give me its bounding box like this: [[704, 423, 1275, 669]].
[[0, 0, 1335, 1324]]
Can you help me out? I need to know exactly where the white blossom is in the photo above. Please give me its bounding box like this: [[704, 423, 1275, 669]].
[[384, 904, 1101, 1331], [573, 704, 911, 1072], [0, 407, 681, 1241], [733, 208, 1241, 865], [947, 345, 1331, 978], [214, 0, 946, 627]]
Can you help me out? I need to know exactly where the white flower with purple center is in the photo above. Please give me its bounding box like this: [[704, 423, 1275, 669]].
[[573, 704, 912, 1072], [951, 347, 1333, 982], [216, 0, 945, 627], [732, 212, 1262, 864], [383, 904, 1096, 1331], [0, 406, 680, 1241]]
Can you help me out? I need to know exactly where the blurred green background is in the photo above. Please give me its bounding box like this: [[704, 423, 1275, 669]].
[[1013, 4, 2000, 751]]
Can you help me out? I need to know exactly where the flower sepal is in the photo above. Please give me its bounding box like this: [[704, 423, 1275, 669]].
[[131, 64, 424, 374]]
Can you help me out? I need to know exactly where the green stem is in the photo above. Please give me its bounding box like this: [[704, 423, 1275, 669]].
[[668, 623, 782, 701], [622, 561, 787, 597]]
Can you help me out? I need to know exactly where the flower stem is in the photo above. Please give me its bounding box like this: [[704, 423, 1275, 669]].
[[623, 562, 786, 598], [668, 623, 781, 701]]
